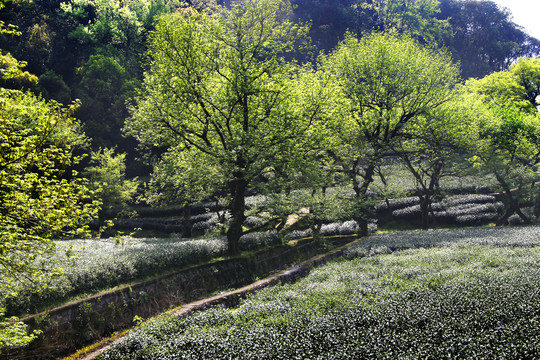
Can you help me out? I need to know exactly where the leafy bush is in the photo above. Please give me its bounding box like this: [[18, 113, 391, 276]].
[[243, 215, 266, 228], [239, 231, 281, 251], [101, 226, 540, 359], [347, 225, 540, 254], [338, 220, 359, 235], [320, 222, 340, 236], [191, 215, 224, 235], [283, 228, 313, 240], [378, 196, 419, 212], [441, 194, 497, 206]]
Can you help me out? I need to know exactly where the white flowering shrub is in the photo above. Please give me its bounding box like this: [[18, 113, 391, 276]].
[[441, 194, 497, 206], [338, 220, 359, 235], [346, 226, 540, 255], [243, 216, 265, 228], [191, 215, 224, 235], [320, 223, 340, 236], [387, 194, 504, 226], [283, 228, 313, 240], [378, 197, 419, 212]]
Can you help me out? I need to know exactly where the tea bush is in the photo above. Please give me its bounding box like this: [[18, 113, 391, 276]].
[[389, 194, 505, 226], [2, 237, 228, 316], [347, 225, 540, 254], [101, 226, 540, 359], [238, 231, 281, 251]]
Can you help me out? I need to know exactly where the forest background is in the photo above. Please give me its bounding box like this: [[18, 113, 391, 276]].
[[2, 0, 540, 162]]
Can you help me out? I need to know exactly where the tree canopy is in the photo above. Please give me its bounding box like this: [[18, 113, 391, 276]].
[[321, 32, 460, 234], [127, 0, 334, 253], [467, 58, 540, 113]]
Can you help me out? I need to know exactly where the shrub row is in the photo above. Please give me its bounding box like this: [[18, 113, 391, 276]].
[[238, 231, 282, 251], [2, 237, 228, 316], [345, 225, 540, 254], [282, 220, 370, 240], [4, 223, 300, 317], [115, 192, 504, 236], [389, 195, 504, 226]]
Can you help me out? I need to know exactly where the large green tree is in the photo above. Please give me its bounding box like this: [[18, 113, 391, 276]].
[[127, 0, 332, 253], [73, 54, 139, 149], [291, 0, 448, 55], [438, 0, 540, 79], [321, 32, 460, 234], [469, 104, 540, 225], [363, 0, 449, 44], [466, 61, 540, 225]]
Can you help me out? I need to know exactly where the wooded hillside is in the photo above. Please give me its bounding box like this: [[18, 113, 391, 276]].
[[1, 0, 539, 158]]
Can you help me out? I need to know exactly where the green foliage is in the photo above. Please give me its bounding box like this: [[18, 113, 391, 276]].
[[472, 105, 540, 220], [83, 147, 139, 215], [391, 89, 484, 229], [324, 33, 459, 131], [439, 0, 540, 79], [363, 0, 450, 44], [60, 0, 145, 50], [0, 306, 39, 352], [127, 0, 334, 253], [321, 31, 460, 234], [263, 188, 356, 237], [101, 226, 540, 359], [144, 147, 222, 207], [0, 52, 38, 90], [0, 2, 21, 37], [38, 70, 71, 105], [74, 54, 139, 148], [0, 87, 100, 349], [467, 57, 540, 113], [466, 64, 540, 225]]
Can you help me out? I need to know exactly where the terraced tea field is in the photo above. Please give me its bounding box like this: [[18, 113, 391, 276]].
[[100, 226, 540, 359]]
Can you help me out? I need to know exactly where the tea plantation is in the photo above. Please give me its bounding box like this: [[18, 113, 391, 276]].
[[2, 237, 228, 316], [100, 226, 540, 359]]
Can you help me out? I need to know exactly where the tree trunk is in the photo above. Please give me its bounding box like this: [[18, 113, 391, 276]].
[[353, 158, 376, 237], [182, 204, 192, 238], [226, 177, 247, 254], [419, 195, 430, 230], [516, 207, 532, 224]]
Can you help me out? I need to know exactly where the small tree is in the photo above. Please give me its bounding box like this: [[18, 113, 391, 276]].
[[470, 104, 540, 225], [83, 147, 139, 218], [391, 90, 480, 229], [321, 32, 460, 235], [126, 1, 333, 253], [467, 57, 540, 113], [466, 59, 540, 225], [0, 88, 100, 349]]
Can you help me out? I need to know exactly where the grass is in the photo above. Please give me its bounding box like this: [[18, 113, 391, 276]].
[[100, 225, 540, 359]]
